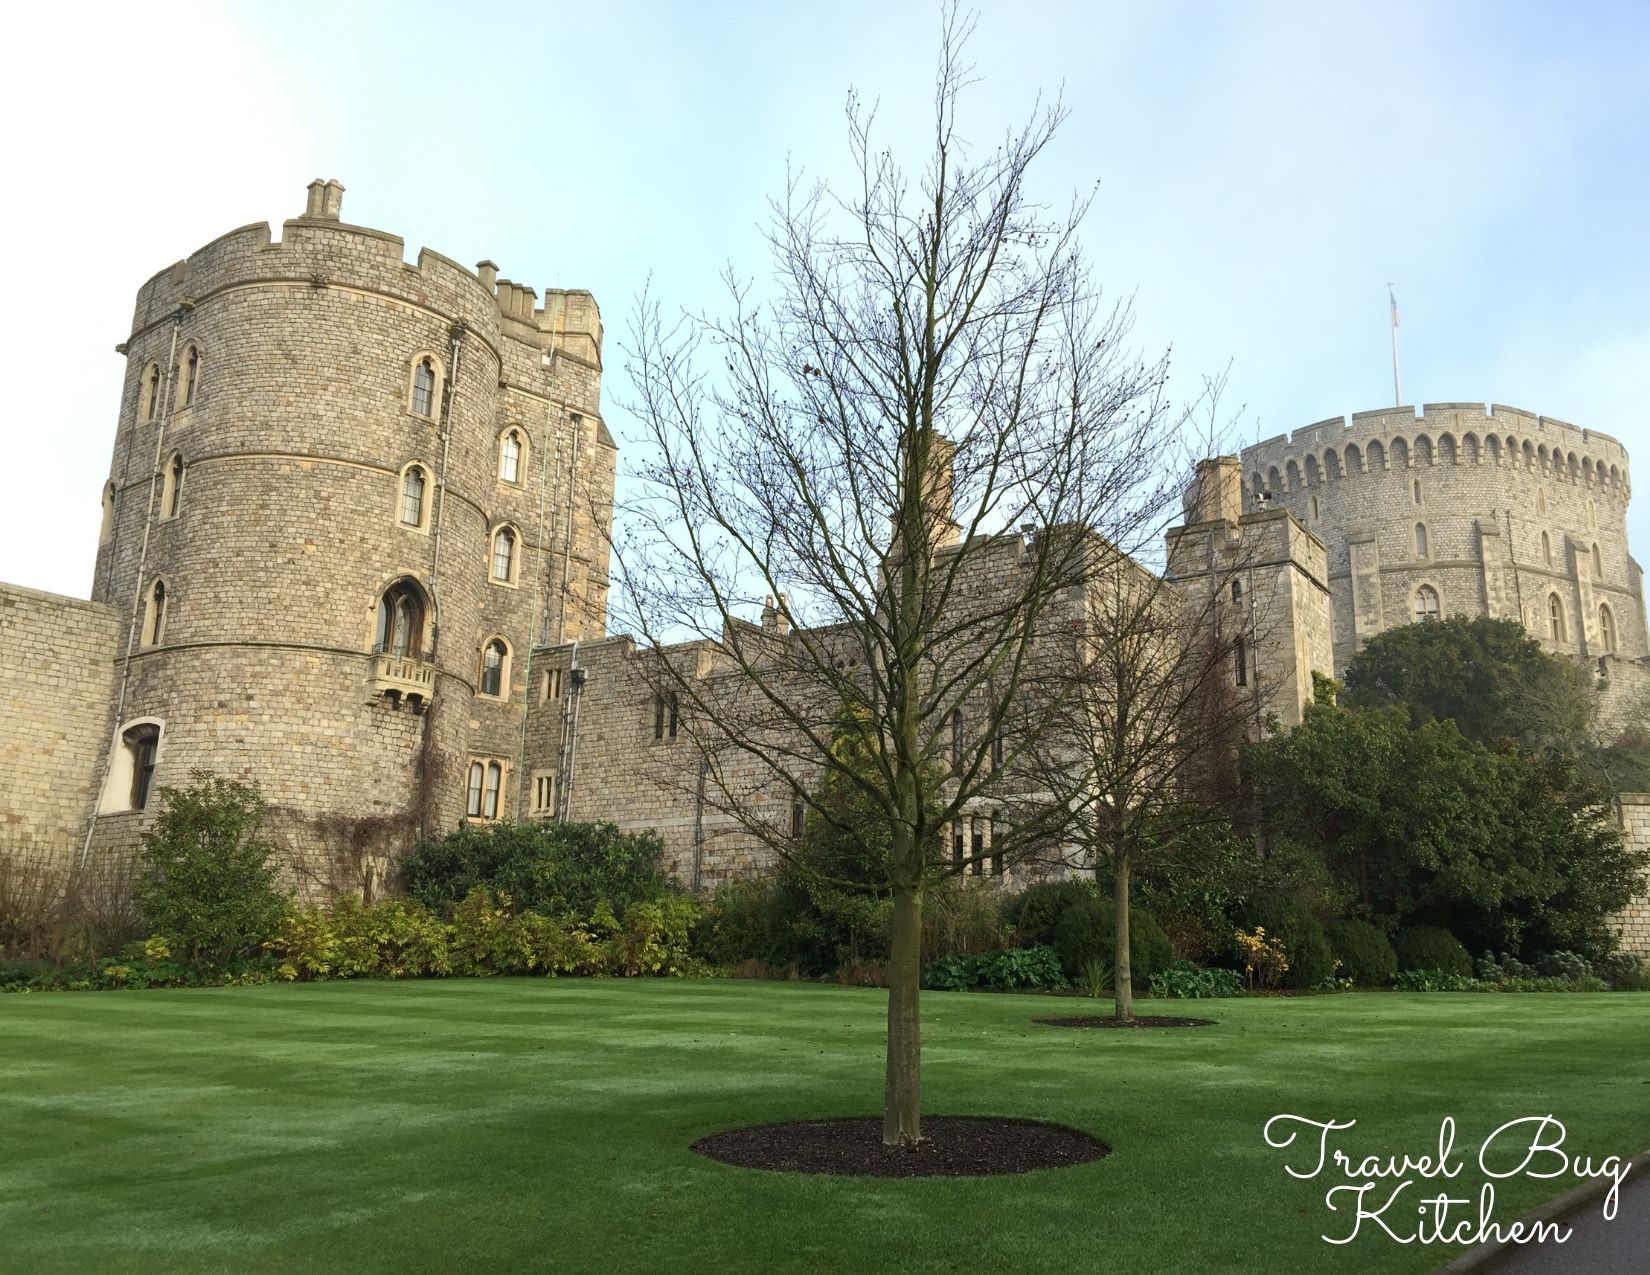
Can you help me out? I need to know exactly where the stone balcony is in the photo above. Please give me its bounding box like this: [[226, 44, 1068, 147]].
[[367, 653, 435, 712]]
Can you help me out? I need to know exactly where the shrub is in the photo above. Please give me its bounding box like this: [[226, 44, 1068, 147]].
[[1393, 926, 1473, 978], [922, 877, 1011, 961], [134, 773, 289, 963], [1327, 920, 1398, 987], [1051, 895, 1173, 985], [1394, 969, 1484, 992], [919, 945, 1067, 993], [1001, 880, 1096, 947], [1233, 927, 1289, 990], [1599, 952, 1650, 991], [1148, 959, 1244, 999], [403, 821, 671, 918], [1234, 896, 1335, 990]]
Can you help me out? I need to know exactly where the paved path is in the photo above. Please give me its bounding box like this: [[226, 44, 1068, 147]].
[[1486, 1168, 1650, 1274]]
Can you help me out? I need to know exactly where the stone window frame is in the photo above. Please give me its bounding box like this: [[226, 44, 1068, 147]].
[[542, 667, 564, 703], [1413, 583, 1441, 623], [488, 522, 521, 587], [397, 461, 432, 534], [1548, 592, 1567, 643], [370, 575, 433, 659], [1540, 530, 1552, 567], [99, 716, 165, 815], [464, 756, 509, 821], [1592, 543, 1604, 579], [477, 635, 512, 701], [159, 451, 186, 522], [138, 361, 163, 424], [529, 768, 557, 818], [1600, 604, 1617, 655], [175, 340, 205, 411], [651, 691, 680, 742], [1413, 522, 1429, 559], [406, 352, 446, 422], [141, 577, 168, 647], [497, 426, 527, 486]]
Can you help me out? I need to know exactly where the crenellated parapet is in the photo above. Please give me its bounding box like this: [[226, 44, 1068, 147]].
[[1243, 402, 1631, 506]]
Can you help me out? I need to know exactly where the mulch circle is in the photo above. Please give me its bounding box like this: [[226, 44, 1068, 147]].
[[1035, 1015, 1215, 1029], [691, 1115, 1110, 1177]]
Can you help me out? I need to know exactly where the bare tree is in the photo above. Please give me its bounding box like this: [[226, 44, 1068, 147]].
[[613, 13, 1193, 1147], [1012, 455, 1281, 1022]]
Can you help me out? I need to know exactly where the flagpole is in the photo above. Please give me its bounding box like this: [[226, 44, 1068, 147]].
[[1388, 283, 1402, 406]]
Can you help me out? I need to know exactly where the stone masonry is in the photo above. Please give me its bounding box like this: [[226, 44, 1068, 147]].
[[1613, 795, 1650, 957], [0, 584, 120, 861]]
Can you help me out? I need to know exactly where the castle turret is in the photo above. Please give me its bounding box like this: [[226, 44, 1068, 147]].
[[87, 181, 615, 889]]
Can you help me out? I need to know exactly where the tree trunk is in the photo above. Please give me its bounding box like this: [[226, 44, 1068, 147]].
[[1113, 852, 1134, 1022], [883, 884, 923, 1147]]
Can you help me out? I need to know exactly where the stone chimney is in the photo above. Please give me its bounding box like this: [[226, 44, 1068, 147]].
[[1183, 456, 1243, 525], [302, 178, 346, 221], [476, 260, 499, 292], [761, 594, 792, 637]]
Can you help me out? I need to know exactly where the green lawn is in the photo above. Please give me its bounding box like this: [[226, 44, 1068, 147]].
[[1, 981, 1645, 1274]]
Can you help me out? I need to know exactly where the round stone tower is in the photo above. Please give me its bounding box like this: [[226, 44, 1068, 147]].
[[89, 181, 615, 891], [1240, 403, 1645, 676]]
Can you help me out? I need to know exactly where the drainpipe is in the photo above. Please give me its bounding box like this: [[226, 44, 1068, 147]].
[[428, 323, 467, 659], [559, 415, 583, 643], [558, 652, 585, 822], [515, 295, 566, 817], [78, 312, 184, 879]]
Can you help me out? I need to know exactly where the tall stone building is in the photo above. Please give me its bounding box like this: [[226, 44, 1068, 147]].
[[2, 181, 614, 890]]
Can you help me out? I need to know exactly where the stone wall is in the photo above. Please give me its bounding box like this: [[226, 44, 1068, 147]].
[[1241, 403, 1645, 674], [0, 584, 120, 866], [1612, 794, 1650, 957]]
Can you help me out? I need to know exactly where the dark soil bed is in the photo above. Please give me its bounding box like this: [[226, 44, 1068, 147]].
[[691, 1115, 1109, 1177], [1035, 1014, 1215, 1028]]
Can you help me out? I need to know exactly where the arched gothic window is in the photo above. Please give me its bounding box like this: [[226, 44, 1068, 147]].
[[411, 358, 437, 418], [179, 345, 202, 408], [1414, 523, 1428, 558], [161, 453, 185, 520], [400, 465, 427, 528], [140, 363, 162, 423], [1592, 544, 1603, 578], [490, 526, 516, 583], [499, 430, 522, 484], [1548, 594, 1566, 643], [1600, 605, 1616, 655], [374, 579, 426, 658], [142, 579, 167, 647], [1540, 531, 1552, 567], [125, 723, 161, 810], [1414, 585, 1440, 623], [480, 639, 508, 698]]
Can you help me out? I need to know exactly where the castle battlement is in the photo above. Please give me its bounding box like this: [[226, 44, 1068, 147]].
[[129, 181, 601, 370], [1242, 401, 1631, 503]]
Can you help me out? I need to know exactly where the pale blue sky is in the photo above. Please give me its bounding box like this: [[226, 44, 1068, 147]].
[[2, 0, 1646, 596]]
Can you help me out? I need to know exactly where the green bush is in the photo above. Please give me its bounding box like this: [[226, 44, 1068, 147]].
[[1393, 926, 1473, 978], [1234, 895, 1336, 990], [134, 773, 290, 963], [1051, 895, 1173, 985], [1393, 969, 1485, 992], [922, 877, 1011, 961], [1147, 960, 1244, 999], [1327, 920, 1397, 987], [1001, 880, 1096, 947], [403, 821, 672, 918], [920, 945, 1067, 993], [1598, 952, 1650, 991]]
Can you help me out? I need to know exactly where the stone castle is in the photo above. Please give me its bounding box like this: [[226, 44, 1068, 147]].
[[1, 184, 1645, 947]]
